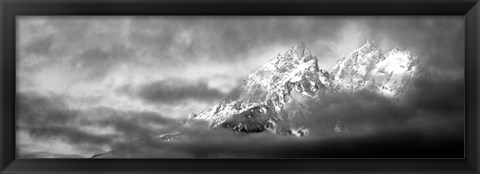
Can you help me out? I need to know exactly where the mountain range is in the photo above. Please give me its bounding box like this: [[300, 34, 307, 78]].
[[182, 40, 422, 137]]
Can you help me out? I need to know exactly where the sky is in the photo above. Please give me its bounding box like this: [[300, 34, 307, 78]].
[[16, 16, 464, 158]]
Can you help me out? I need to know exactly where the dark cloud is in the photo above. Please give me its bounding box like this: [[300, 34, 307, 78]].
[[94, 120, 463, 158], [23, 34, 54, 56], [132, 79, 225, 104], [71, 43, 135, 79], [16, 92, 181, 158], [296, 68, 465, 137], [23, 126, 116, 147], [404, 69, 465, 115], [17, 92, 78, 126], [168, 129, 462, 158], [92, 108, 182, 138], [78, 108, 184, 156], [17, 93, 115, 156]]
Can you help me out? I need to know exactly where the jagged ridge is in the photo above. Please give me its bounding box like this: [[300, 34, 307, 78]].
[[184, 40, 420, 137]]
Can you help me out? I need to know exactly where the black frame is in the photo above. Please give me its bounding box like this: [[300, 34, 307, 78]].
[[1, 0, 479, 173]]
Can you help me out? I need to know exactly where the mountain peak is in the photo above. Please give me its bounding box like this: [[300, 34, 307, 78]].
[[194, 43, 325, 131], [243, 43, 321, 99], [282, 42, 315, 63], [330, 39, 384, 90], [295, 42, 307, 49], [366, 38, 376, 44], [359, 39, 380, 52]]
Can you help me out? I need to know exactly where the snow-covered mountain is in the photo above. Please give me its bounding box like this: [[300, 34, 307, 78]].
[[331, 40, 420, 97], [182, 40, 420, 137]]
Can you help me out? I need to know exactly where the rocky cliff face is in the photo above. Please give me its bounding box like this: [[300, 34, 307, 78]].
[[185, 40, 420, 137]]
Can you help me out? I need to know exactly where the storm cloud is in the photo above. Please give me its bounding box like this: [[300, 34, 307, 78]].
[[304, 72, 464, 137], [16, 92, 182, 158], [92, 68, 464, 158], [16, 16, 464, 158], [16, 67, 465, 158], [134, 79, 225, 104]]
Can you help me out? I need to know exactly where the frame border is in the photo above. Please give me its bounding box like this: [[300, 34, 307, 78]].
[[1, 0, 479, 173]]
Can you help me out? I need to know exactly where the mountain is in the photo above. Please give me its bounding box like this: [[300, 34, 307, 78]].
[[331, 40, 420, 97], [184, 40, 420, 137]]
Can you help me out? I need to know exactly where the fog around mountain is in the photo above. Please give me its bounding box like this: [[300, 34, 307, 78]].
[[16, 16, 464, 158]]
